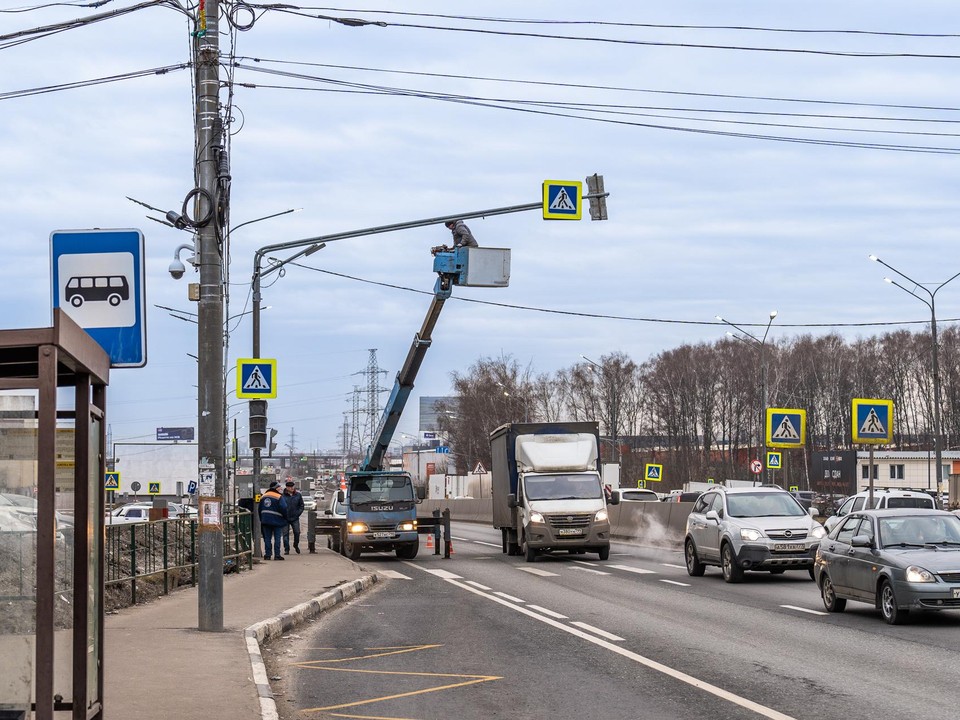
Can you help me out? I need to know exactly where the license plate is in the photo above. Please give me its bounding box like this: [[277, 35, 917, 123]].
[[953, 588, 960, 599], [558, 528, 583, 536], [372, 532, 393, 538], [773, 543, 806, 552]]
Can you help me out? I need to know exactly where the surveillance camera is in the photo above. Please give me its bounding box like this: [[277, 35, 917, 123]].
[[168, 258, 186, 280]]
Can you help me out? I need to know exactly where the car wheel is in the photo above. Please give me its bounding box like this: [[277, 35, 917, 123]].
[[820, 573, 846, 613], [880, 579, 908, 625], [522, 534, 537, 563], [721, 543, 743, 583], [597, 546, 610, 561], [685, 539, 705, 576]]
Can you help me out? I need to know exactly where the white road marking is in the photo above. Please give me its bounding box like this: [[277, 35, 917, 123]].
[[376, 569, 411, 580], [517, 567, 560, 577], [473, 540, 502, 548], [662, 563, 687, 570], [660, 579, 691, 587], [418, 568, 462, 580], [569, 566, 609, 576], [572, 560, 597, 566], [451, 535, 471, 541], [570, 621, 625, 642], [464, 580, 491, 590], [420, 570, 799, 720], [492, 591, 524, 603], [527, 605, 568, 619], [780, 605, 828, 616], [609, 564, 657, 575]]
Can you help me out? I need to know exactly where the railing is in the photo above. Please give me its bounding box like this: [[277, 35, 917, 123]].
[[104, 509, 254, 606]]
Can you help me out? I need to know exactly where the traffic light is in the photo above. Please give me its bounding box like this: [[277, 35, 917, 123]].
[[268, 428, 278, 456], [585, 173, 608, 221], [249, 400, 267, 448]]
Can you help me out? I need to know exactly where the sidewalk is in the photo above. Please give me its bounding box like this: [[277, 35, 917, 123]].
[[104, 549, 377, 720]]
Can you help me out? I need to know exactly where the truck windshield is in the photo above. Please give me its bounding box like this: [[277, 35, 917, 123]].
[[349, 475, 415, 509], [525, 474, 602, 501]]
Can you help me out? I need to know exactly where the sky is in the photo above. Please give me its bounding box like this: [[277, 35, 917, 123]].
[[3, 1, 960, 456]]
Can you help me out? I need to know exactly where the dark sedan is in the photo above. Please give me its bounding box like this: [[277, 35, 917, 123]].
[[814, 508, 960, 624]]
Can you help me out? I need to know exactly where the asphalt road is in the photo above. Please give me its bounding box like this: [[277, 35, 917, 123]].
[[266, 523, 960, 720]]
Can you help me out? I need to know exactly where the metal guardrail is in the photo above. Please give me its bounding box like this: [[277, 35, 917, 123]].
[[104, 509, 254, 605]]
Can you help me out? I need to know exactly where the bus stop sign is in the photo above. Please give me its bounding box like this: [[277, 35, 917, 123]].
[[50, 228, 147, 367]]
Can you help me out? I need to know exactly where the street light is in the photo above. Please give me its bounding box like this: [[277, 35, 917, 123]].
[[716, 311, 778, 483], [581, 355, 619, 463], [869, 254, 960, 507]]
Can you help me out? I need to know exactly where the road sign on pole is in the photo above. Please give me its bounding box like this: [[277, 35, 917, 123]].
[[104, 471, 120, 490], [542, 180, 583, 220], [766, 451, 782, 469], [237, 358, 277, 399], [766, 408, 806, 449], [852, 398, 893, 444], [750, 459, 763, 474], [644, 463, 663, 482], [50, 228, 147, 367]]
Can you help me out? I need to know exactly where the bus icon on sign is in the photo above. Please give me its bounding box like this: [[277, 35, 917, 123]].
[[65, 275, 130, 308]]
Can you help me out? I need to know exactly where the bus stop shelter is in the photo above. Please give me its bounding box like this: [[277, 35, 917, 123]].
[[0, 310, 109, 720]]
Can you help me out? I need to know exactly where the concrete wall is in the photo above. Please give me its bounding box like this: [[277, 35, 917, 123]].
[[420, 498, 693, 547]]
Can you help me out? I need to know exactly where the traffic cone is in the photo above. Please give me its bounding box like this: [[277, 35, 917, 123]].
[[448, 540, 454, 555], [426, 533, 434, 549]]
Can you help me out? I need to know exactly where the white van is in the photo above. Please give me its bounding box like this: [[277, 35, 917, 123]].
[[823, 488, 936, 532]]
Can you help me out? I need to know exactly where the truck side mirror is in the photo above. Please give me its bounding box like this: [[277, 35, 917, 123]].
[[507, 493, 518, 509], [337, 490, 345, 503], [609, 490, 621, 506]]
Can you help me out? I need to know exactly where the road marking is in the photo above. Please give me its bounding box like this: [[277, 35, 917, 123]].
[[464, 580, 491, 590], [780, 605, 828, 616], [662, 563, 687, 570], [492, 591, 524, 603], [570, 621, 624, 642], [434, 575, 799, 720], [569, 566, 609, 576], [452, 535, 471, 541], [527, 604, 568, 619], [517, 567, 559, 577], [376, 569, 411, 580], [660, 579, 691, 587], [572, 560, 597, 566], [473, 540, 501, 548], [418, 568, 462, 580], [609, 564, 657, 575]]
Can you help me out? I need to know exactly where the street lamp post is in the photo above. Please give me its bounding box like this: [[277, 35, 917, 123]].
[[716, 311, 778, 484], [581, 355, 619, 464], [869, 255, 960, 507]]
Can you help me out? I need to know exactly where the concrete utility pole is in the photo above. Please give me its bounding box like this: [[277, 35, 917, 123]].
[[195, 1, 225, 633]]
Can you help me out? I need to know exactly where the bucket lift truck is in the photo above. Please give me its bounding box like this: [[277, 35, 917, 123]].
[[318, 245, 510, 560]]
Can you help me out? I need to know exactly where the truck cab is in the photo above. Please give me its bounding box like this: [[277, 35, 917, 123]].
[[338, 471, 420, 560]]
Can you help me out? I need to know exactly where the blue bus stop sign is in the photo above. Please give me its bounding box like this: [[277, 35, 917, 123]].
[[51, 229, 147, 367]]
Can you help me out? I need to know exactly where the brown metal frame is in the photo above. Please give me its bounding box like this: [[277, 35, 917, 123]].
[[0, 310, 109, 720]]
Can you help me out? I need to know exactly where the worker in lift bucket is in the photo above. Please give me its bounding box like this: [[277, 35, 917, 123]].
[[432, 219, 480, 256]]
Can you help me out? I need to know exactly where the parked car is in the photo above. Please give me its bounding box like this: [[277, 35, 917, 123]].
[[815, 508, 960, 624], [303, 495, 317, 512], [684, 486, 826, 582], [106, 502, 196, 524], [823, 488, 936, 533], [619, 488, 660, 502], [790, 490, 817, 513]]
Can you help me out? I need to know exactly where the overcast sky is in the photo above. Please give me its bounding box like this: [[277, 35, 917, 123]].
[[3, 1, 960, 455]]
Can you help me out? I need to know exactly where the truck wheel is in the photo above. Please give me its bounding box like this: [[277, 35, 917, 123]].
[[396, 541, 419, 559], [522, 535, 537, 563], [597, 546, 610, 561], [342, 539, 362, 561]]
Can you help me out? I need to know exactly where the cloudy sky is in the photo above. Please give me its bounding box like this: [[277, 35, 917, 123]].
[[3, 1, 960, 455]]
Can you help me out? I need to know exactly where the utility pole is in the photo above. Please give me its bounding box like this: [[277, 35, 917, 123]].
[[195, 1, 225, 633]]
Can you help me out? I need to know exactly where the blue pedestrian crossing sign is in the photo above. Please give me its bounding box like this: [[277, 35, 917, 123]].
[[542, 180, 583, 220], [766, 451, 782, 470], [636, 479, 646, 489], [237, 358, 277, 399], [147, 482, 161, 495], [766, 408, 806, 448], [104, 471, 120, 490], [852, 398, 893, 444], [644, 463, 663, 482]]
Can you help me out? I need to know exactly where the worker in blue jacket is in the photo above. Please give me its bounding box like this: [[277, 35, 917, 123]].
[[258, 481, 288, 560]]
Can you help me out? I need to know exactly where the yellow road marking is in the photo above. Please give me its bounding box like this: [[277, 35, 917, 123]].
[[303, 671, 500, 713], [292, 644, 441, 667]]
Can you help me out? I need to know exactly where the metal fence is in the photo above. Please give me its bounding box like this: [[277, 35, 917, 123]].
[[104, 509, 254, 605]]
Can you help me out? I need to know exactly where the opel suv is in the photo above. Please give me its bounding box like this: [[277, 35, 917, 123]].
[[684, 486, 826, 583]]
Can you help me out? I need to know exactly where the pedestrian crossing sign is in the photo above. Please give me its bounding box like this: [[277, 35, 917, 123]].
[[104, 471, 120, 490], [636, 479, 646, 488], [644, 463, 663, 481], [852, 398, 893, 444], [766, 408, 806, 448], [237, 358, 277, 399], [147, 482, 161, 495], [542, 180, 583, 220], [766, 451, 781, 469]]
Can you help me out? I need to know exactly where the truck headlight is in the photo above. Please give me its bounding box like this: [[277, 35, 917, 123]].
[[811, 525, 826, 539], [740, 528, 762, 542], [595, 509, 608, 523], [529, 512, 545, 524], [348, 522, 368, 533], [905, 565, 935, 583], [397, 521, 416, 532]]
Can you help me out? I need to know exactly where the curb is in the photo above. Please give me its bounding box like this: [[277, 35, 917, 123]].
[[244, 573, 379, 720]]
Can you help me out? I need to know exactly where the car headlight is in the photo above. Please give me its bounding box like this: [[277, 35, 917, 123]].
[[595, 509, 609, 522], [811, 525, 826, 539], [905, 565, 936, 583], [397, 521, 416, 532], [740, 528, 762, 542], [529, 511, 545, 524], [348, 522, 368, 533]]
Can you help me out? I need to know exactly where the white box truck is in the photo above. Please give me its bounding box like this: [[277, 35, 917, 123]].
[[490, 422, 617, 562]]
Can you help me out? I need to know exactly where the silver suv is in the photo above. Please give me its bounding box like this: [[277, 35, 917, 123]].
[[684, 486, 826, 583]]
